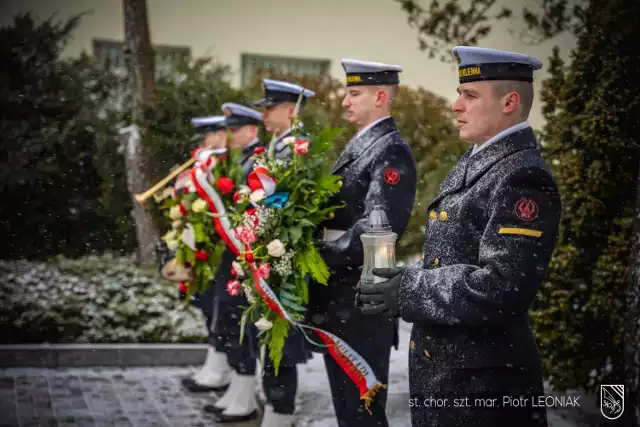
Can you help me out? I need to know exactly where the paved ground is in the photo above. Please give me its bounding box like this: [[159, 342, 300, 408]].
[[0, 322, 597, 427], [0, 367, 217, 427], [0, 363, 594, 427], [1, 360, 397, 427]]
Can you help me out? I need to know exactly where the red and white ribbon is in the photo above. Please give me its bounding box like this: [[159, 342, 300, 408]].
[[174, 169, 192, 193], [247, 166, 277, 197], [190, 162, 383, 411]]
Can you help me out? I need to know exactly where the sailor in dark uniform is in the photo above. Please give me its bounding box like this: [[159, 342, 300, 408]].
[[247, 79, 316, 427], [311, 59, 418, 427], [177, 115, 235, 394], [203, 103, 265, 423], [253, 78, 315, 161], [357, 47, 562, 427]]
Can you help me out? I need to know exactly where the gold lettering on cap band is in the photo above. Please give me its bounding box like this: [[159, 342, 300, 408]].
[[346, 75, 362, 83], [458, 66, 482, 78]]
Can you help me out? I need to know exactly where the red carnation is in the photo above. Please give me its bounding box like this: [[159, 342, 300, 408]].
[[233, 191, 241, 203], [226, 280, 241, 296], [246, 206, 257, 216], [258, 263, 271, 280], [240, 228, 257, 244], [230, 267, 238, 278], [245, 253, 254, 263], [216, 177, 235, 195], [294, 140, 309, 155], [195, 250, 209, 262], [254, 146, 265, 155]]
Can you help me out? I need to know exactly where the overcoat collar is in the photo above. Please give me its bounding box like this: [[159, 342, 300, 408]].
[[428, 126, 538, 207], [332, 117, 397, 173]]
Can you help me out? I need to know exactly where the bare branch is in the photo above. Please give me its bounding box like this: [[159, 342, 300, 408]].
[[396, 0, 584, 60], [394, 0, 512, 62]]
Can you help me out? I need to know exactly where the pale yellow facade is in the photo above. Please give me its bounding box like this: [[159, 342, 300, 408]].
[[1, 0, 576, 130]]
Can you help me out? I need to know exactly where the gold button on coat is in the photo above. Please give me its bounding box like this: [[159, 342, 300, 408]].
[[439, 211, 448, 221], [429, 210, 437, 221], [434, 258, 439, 266]]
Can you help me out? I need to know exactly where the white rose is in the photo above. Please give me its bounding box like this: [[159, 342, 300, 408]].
[[235, 186, 251, 203], [169, 205, 183, 220], [232, 261, 245, 278], [180, 224, 196, 250], [266, 239, 286, 258], [171, 220, 182, 230], [166, 239, 179, 250], [283, 136, 296, 145], [191, 198, 208, 213], [163, 230, 177, 242], [250, 189, 266, 203], [254, 317, 273, 331]]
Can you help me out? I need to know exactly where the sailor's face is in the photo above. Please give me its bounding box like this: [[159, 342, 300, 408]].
[[342, 86, 377, 126], [229, 126, 256, 149], [261, 103, 291, 134], [452, 81, 502, 144], [200, 130, 227, 149]]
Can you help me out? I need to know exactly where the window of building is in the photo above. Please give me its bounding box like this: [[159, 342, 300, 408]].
[[240, 53, 330, 87], [92, 39, 191, 76]]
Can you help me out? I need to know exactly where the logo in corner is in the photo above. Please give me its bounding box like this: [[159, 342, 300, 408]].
[[600, 384, 624, 420], [514, 197, 538, 221]]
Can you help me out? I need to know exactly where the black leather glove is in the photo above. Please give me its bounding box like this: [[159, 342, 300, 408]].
[[356, 267, 404, 317]]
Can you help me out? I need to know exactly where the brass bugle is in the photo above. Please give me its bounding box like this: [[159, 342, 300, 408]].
[[152, 187, 175, 203], [134, 157, 196, 206]]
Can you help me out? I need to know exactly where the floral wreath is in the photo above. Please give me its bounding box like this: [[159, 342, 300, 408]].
[[159, 102, 387, 411]]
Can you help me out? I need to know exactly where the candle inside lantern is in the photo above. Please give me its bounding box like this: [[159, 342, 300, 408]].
[[374, 245, 387, 267], [359, 206, 397, 286], [373, 245, 390, 283]]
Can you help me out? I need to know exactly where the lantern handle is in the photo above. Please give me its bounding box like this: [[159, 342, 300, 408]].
[[367, 205, 392, 232]]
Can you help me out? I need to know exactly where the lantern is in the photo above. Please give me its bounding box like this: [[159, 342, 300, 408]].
[[359, 205, 397, 285]]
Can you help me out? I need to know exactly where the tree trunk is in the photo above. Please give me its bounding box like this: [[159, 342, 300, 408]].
[[627, 155, 640, 426], [122, 0, 159, 266]]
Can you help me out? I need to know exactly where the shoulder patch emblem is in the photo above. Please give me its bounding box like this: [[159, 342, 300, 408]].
[[384, 168, 400, 185], [515, 198, 539, 221]]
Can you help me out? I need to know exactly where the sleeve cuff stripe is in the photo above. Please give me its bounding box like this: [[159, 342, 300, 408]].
[[498, 227, 543, 238]]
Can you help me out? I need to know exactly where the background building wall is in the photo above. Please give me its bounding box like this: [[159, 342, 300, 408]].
[[0, 0, 576, 130]]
